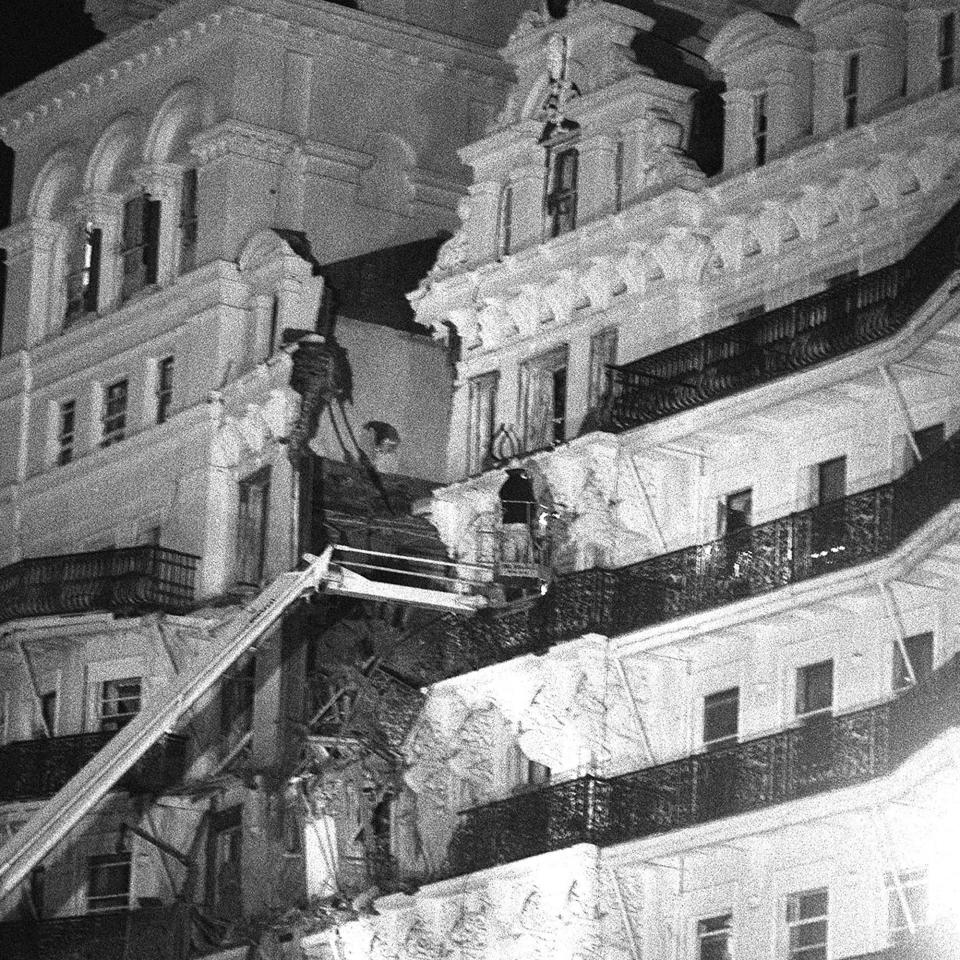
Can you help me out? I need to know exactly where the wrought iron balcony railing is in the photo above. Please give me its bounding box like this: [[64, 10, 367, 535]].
[[0, 730, 187, 802], [602, 196, 960, 432], [0, 905, 188, 960], [0, 545, 199, 623], [436, 425, 960, 678], [443, 649, 960, 878]]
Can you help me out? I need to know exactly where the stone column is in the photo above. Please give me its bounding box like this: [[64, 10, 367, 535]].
[[0, 217, 69, 349], [577, 133, 619, 223], [131, 163, 184, 286]]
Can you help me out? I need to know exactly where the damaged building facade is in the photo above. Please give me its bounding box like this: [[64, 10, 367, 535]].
[[3, 0, 960, 959]]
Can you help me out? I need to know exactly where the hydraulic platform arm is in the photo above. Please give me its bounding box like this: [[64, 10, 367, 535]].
[[0, 549, 333, 902]]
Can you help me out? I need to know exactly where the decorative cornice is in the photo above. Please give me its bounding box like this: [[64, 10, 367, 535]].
[[0, 0, 510, 143], [189, 119, 297, 165]]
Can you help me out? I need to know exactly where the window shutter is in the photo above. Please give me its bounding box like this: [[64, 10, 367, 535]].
[[85, 228, 102, 313], [144, 197, 161, 285]]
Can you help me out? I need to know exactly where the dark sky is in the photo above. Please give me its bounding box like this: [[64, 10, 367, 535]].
[[0, 0, 102, 227]]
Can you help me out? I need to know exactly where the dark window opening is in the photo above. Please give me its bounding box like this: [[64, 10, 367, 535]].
[[844, 53, 860, 129], [817, 456, 847, 505], [100, 677, 142, 732], [698, 914, 732, 960], [87, 852, 131, 912], [206, 806, 243, 920], [120, 193, 160, 301], [787, 888, 828, 960], [156, 355, 174, 425], [36, 690, 57, 737], [752, 92, 768, 167], [235, 467, 270, 585], [939, 12, 955, 92], [796, 660, 833, 719], [614, 139, 626, 212], [545, 145, 579, 238], [703, 687, 739, 749], [57, 399, 76, 466], [719, 488, 752, 537], [497, 185, 513, 257], [220, 656, 256, 749], [101, 378, 128, 447], [64, 223, 101, 326], [911, 422, 945, 466], [528, 759, 551, 785], [179, 168, 198, 274], [893, 632, 934, 691]]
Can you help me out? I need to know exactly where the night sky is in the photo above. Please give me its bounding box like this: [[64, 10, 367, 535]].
[[0, 0, 102, 227]]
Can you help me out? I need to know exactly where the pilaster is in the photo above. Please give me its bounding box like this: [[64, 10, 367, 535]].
[[578, 133, 619, 223]]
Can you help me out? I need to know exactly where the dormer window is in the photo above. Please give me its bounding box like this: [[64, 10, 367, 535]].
[[545, 144, 579, 238], [120, 192, 160, 302], [939, 12, 956, 92], [843, 53, 860, 129], [496, 184, 513, 258], [64, 222, 102, 327], [752, 92, 768, 167]]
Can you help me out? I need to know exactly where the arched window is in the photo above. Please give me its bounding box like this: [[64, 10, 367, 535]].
[[64, 222, 102, 328], [496, 184, 513, 257], [545, 143, 579, 238]]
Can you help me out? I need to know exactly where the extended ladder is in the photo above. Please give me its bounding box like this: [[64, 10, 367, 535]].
[[0, 550, 334, 902]]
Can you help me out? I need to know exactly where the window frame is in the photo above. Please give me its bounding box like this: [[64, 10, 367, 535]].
[[520, 345, 569, 453], [64, 221, 102, 328], [544, 141, 579, 239], [101, 378, 129, 448], [99, 676, 142, 733], [843, 53, 860, 129], [939, 12, 955, 92], [120, 191, 161, 302], [57, 398, 77, 466], [795, 659, 834, 721], [86, 851, 132, 913], [703, 686, 740, 750], [156, 355, 174, 425], [886, 868, 927, 944], [235, 467, 271, 586], [786, 888, 829, 960], [466, 371, 499, 475], [613, 137, 626, 212], [698, 913, 733, 960], [752, 91, 768, 167], [496, 184, 514, 258]]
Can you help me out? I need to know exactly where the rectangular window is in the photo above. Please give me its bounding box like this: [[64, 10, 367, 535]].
[[718, 488, 753, 537], [101, 379, 128, 448], [752, 92, 768, 167], [57, 399, 77, 466], [796, 660, 834, 719], [698, 914, 733, 960], [220, 655, 256, 748], [120, 193, 161, 301], [497, 185, 513, 258], [87, 853, 131, 911], [787, 888, 828, 960], [179, 168, 198, 274], [843, 53, 860, 129], [522, 347, 568, 452], [99, 677, 142, 733], [910, 422, 945, 465], [64, 223, 101, 327], [939, 12, 955, 92], [817, 456, 847, 505], [588, 327, 619, 411], [614, 139, 626, 212], [207, 807, 243, 919], [546, 145, 579, 238], [235, 468, 270, 585], [703, 687, 739, 749], [893, 632, 934, 691], [887, 869, 927, 943], [156, 356, 174, 425], [467, 372, 499, 474]]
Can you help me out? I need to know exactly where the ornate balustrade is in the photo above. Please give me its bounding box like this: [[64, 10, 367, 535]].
[[443, 652, 960, 878], [603, 197, 960, 431], [0, 905, 189, 960], [0, 731, 187, 802], [437, 427, 960, 678], [0, 545, 199, 623]]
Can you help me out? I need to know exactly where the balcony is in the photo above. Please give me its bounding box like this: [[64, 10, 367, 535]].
[[442, 649, 960, 878], [0, 731, 187, 802], [0, 545, 199, 624], [602, 197, 960, 432], [0, 905, 188, 960], [436, 425, 960, 678]]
